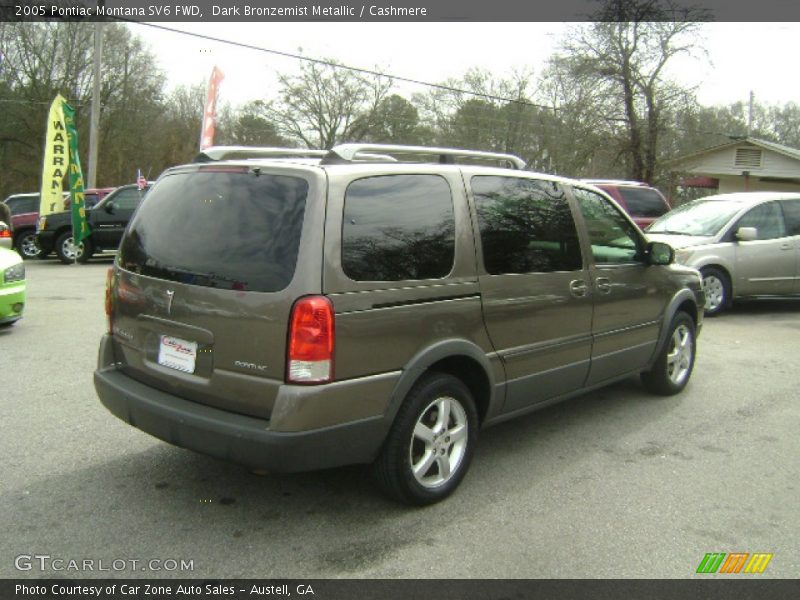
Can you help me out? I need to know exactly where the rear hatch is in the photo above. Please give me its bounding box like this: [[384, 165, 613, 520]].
[[110, 163, 325, 419]]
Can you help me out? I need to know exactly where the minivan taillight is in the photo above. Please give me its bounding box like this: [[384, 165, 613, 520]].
[[105, 268, 114, 334], [287, 295, 334, 384]]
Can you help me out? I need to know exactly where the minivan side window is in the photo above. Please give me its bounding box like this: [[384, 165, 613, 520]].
[[781, 200, 800, 236], [736, 202, 786, 240], [342, 174, 455, 281], [573, 188, 642, 264], [472, 176, 582, 275]]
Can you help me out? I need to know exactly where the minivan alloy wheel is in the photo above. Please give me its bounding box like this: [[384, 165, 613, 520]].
[[372, 372, 478, 505], [641, 311, 696, 396], [666, 324, 693, 386], [410, 395, 468, 489], [703, 275, 725, 312]]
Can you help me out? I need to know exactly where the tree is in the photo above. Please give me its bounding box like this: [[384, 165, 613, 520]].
[[352, 94, 431, 145], [549, 0, 706, 183], [94, 24, 167, 185], [0, 22, 94, 198], [265, 60, 392, 149], [0, 22, 168, 196], [415, 68, 544, 165], [216, 100, 292, 147], [536, 56, 613, 176]]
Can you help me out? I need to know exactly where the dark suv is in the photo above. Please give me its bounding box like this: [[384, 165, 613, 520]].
[[582, 180, 671, 229], [94, 145, 704, 504], [37, 184, 148, 263]]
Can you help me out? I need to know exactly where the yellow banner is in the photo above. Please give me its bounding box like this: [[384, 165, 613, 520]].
[[39, 94, 68, 218]]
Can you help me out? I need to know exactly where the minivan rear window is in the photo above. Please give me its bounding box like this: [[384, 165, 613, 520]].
[[118, 170, 308, 293]]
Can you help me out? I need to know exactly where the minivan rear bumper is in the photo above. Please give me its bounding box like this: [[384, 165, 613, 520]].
[[94, 360, 389, 474]]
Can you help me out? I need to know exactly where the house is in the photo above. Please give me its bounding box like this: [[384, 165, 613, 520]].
[[666, 137, 800, 198]]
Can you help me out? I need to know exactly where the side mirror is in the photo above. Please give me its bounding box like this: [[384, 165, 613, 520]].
[[104, 201, 115, 215], [647, 241, 674, 266], [736, 226, 758, 242]]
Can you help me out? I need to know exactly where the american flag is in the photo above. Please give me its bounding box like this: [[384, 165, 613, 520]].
[[137, 169, 147, 190]]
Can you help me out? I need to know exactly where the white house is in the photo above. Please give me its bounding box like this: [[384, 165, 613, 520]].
[[667, 137, 800, 196]]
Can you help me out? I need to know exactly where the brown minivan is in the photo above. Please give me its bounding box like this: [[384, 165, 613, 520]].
[[94, 144, 705, 505]]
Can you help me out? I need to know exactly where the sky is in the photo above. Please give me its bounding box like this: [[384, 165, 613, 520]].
[[129, 22, 800, 110]]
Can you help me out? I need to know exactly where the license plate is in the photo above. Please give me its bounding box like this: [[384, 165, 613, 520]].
[[157, 335, 197, 374]]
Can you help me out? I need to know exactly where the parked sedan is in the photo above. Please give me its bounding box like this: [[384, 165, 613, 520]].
[[648, 192, 800, 315], [0, 246, 25, 327]]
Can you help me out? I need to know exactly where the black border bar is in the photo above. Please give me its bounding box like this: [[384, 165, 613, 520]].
[[4, 579, 800, 600], [2, 0, 800, 22]]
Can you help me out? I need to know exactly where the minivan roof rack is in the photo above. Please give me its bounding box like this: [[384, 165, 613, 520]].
[[194, 146, 328, 162], [323, 144, 527, 170]]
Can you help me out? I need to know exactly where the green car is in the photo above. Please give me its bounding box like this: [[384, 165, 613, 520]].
[[0, 247, 25, 327]]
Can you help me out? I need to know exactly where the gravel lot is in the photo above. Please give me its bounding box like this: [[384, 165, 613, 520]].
[[1, 259, 798, 578]]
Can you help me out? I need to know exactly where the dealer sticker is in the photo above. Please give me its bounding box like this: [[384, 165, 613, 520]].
[[157, 335, 197, 373]]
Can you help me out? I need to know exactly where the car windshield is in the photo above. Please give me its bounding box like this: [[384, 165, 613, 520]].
[[647, 199, 743, 236]]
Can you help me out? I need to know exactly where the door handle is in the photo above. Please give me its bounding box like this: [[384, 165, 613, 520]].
[[780, 243, 792, 250], [595, 277, 612, 294], [569, 279, 588, 297]]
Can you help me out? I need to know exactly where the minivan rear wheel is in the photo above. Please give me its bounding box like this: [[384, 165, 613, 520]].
[[372, 372, 478, 505], [641, 312, 696, 396]]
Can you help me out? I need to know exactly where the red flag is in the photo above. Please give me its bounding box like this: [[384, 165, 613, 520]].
[[199, 66, 225, 151]]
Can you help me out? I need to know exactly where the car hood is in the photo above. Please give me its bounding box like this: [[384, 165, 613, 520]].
[[646, 233, 717, 249]]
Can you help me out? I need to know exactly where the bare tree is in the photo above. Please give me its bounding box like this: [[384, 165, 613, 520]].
[[265, 60, 392, 149], [550, 0, 707, 182]]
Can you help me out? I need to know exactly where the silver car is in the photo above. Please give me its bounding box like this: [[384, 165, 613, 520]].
[[648, 192, 800, 315]]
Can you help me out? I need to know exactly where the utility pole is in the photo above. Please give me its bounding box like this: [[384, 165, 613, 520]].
[[87, 1, 105, 189], [747, 90, 754, 137]]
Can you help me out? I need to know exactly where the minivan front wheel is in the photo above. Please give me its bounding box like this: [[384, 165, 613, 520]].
[[701, 267, 730, 316], [373, 373, 478, 505], [641, 312, 696, 396]]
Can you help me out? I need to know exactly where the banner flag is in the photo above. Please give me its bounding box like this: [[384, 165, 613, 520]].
[[199, 65, 225, 150], [38, 94, 68, 224], [62, 100, 89, 246]]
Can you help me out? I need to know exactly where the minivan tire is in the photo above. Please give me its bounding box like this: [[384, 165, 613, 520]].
[[700, 267, 730, 316], [641, 312, 696, 396], [372, 372, 478, 505]]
